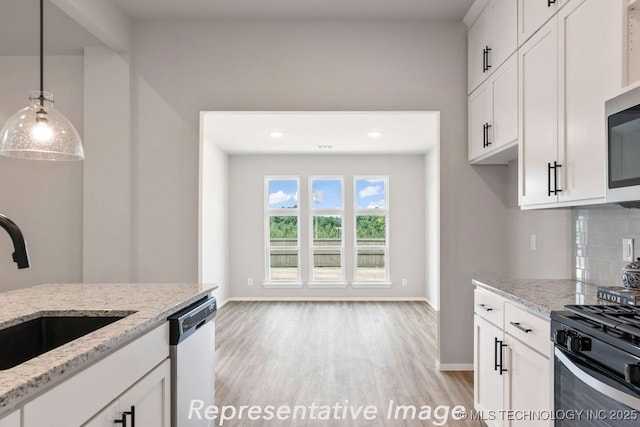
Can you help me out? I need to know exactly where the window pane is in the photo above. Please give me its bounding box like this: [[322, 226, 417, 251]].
[[269, 216, 298, 242], [356, 249, 386, 282], [269, 249, 299, 281], [268, 179, 298, 209], [355, 178, 386, 209], [312, 179, 343, 209], [312, 215, 342, 241], [356, 215, 386, 245], [312, 249, 342, 281]]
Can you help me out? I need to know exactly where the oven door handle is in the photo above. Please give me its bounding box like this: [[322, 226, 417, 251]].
[[555, 347, 640, 411]]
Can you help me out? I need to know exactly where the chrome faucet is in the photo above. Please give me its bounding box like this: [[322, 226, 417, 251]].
[[0, 214, 30, 269]]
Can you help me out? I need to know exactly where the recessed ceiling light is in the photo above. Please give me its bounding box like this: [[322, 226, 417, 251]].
[[269, 131, 284, 138], [368, 131, 383, 138]]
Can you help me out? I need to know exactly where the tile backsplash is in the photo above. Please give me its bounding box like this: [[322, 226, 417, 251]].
[[574, 204, 640, 286]]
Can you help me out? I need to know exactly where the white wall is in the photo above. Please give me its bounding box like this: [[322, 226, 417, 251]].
[[83, 47, 133, 282], [227, 154, 425, 298], [200, 133, 229, 303], [0, 55, 84, 291], [425, 147, 439, 309]]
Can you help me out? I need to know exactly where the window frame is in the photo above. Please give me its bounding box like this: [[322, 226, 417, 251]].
[[264, 176, 302, 288], [353, 176, 391, 288], [308, 176, 347, 288]]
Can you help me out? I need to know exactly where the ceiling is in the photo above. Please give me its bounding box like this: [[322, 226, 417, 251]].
[[203, 112, 438, 154], [112, 0, 473, 21]]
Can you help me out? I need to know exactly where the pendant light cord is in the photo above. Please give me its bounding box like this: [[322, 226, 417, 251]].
[[39, 0, 44, 107]]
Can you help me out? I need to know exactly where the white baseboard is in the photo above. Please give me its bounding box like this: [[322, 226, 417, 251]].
[[226, 296, 429, 302], [436, 362, 473, 372], [424, 297, 438, 310]]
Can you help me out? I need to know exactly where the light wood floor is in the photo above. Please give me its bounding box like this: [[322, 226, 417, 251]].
[[215, 302, 482, 426]]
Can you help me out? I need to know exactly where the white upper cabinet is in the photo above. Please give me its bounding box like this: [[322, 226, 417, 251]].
[[468, 0, 518, 94], [518, 0, 565, 45], [519, 0, 623, 209], [557, 0, 622, 203], [518, 18, 559, 207], [469, 54, 519, 164]]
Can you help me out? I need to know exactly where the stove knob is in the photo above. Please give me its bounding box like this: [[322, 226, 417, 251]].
[[625, 364, 640, 386], [567, 335, 591, 352], [554, 329, 567, 346]]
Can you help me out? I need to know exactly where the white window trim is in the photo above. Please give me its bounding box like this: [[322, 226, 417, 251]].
[[353, 176, 390, 286], [264, 176, 301, 286], [308, 176, 346, 288]]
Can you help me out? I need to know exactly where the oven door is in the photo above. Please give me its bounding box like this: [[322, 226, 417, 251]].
[[554, 347, 640, 426]]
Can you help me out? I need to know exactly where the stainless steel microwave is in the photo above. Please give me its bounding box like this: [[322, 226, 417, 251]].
[[606, 84, 640, 204]]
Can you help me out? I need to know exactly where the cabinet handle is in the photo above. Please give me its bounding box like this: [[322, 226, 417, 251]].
[[494, 337, 508, 374], [485, 46, 492, 72], [482, 47, 486, 72], [510, 321, 532, 333], [114, 406, 135, 427], [548, 0, 557, 7], [548, 161, 563, 196], [482, 123, 487, 147], [114, 414, 127, 427], [127, 406, 136, 427], [478, 303, 493, 312], [553, 161, 563, 194], [485, 123, 492, 147]]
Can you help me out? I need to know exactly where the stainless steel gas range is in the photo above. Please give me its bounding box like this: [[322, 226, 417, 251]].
[[551, 305, 640, 426]]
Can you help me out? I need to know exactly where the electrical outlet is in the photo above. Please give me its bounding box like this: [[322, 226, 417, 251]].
[[248, 278, 253, 286], [623, 239, 634, 262], [402, 278, 408, 287], [530, 234, 537, 251]]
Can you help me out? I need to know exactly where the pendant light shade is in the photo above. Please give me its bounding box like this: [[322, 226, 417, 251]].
[[0, 91, 84, 160], [0, 0, 84, 161]]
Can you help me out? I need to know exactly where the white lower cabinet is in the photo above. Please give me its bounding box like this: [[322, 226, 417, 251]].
[[474, 289, 551, 427], [474, 315, 505, 427], [0, 411, 19, 427], [84, 359, 171, 427], [504, 335, 549, 427], [23, 323, 170, 427]]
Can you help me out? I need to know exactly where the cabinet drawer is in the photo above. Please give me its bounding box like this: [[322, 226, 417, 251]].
[[504, 303, 550, 356], [474, 288, 505, 328]]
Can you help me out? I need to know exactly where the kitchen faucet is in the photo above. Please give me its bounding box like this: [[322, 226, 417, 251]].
[[0, 214, 30, 269]]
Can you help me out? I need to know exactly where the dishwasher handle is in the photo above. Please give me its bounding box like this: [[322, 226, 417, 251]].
[[168, 296, 216, 345]]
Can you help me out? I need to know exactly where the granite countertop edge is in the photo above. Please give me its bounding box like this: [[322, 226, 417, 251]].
[[472, 277, 601, 318], [0, 282, 218, 417]]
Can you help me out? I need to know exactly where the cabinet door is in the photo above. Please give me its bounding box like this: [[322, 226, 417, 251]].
[[519, 17, 559, 207], [83, 360, 171, 427], [504, 335, 550, 427], [469, 7, 493, 93], [469, 81, 493, 161], [0, 411, 19, 427], [474, 315, 505, 427], [492, 54, 518, 151], [492, 0, 518, 68], [557, 0, 622, 203], [518, 0, 561, 45]]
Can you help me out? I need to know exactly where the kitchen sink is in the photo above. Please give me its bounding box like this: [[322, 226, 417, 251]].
[[0, 314, 129, 370]]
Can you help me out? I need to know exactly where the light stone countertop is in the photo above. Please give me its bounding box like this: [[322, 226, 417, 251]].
[[0, 282, 217, 416], [472, 277, 605, 317]]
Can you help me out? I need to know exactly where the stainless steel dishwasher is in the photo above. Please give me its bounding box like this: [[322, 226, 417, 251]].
[[169, 295, 217, 427]]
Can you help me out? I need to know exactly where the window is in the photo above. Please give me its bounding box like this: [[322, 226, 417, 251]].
[[265, 177, 300, 284], [310, 177, 344, 285], [264, 175, 389, 287], [354, 177, 389, 284]]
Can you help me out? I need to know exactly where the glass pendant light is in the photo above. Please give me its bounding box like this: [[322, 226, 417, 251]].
[[0, 0, 84, 161]]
